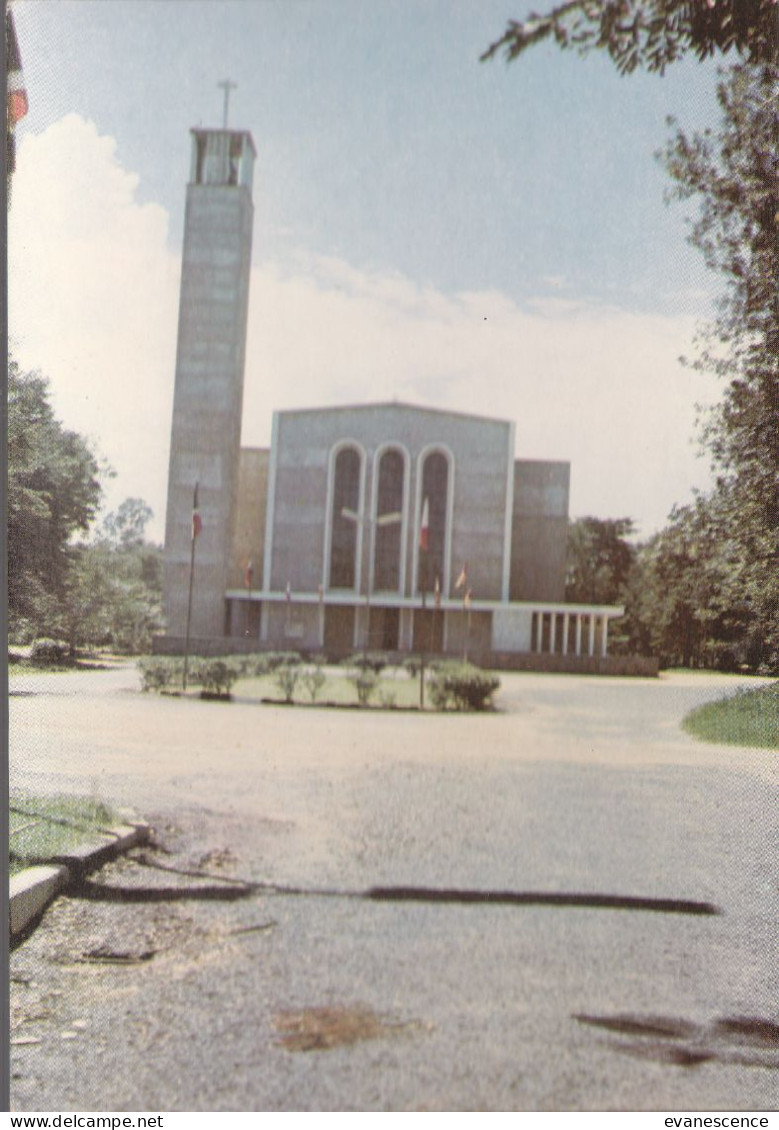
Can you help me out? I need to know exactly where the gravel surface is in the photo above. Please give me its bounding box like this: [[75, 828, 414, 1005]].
[[9, 667, 778, 1111]]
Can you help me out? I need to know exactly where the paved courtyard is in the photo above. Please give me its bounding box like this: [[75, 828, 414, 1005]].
[[9, 666, 778, 1111]]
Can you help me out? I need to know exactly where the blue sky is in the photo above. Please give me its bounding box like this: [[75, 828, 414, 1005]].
[[9, 0, 726, 541]]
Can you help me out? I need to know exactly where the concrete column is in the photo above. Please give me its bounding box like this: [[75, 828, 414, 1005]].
[[399, 608, 413, 651], [575, 614, 582, 656], [535, 612, 544, 653], [588, 613, 596, 657], [562, 613, 570, 655], [601, 615, 608, 658]]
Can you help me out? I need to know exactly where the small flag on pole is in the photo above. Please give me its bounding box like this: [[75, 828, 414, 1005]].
[[191, 484, 203, 540], [6, 9, 28, 126], [455, 563, 468, 591], [434, 575, 441, 608], [6, 7, 28, 189], [419, 497, 430, 552], [245, 559, 253, 589]]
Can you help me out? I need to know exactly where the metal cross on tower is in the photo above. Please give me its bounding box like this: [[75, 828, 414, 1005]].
[[218, 79, 237, 128]]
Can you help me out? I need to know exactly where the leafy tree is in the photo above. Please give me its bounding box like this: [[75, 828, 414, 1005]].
[[8, 360, 102, 637], [566, 516, 636, 604], [625, 494, 761, 669], [70, 498, 164, 654], [57, 522, 164, 656], [101, 496, 154, 549], [660, 62, 779, 670], [482, 1, 777, 75]]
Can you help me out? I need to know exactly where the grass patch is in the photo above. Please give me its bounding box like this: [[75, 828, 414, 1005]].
[[9, 794, 118, 875], [682, 681, 779, 750]]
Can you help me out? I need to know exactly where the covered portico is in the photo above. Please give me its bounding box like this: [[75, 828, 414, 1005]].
[[224, 588, 624, 664]]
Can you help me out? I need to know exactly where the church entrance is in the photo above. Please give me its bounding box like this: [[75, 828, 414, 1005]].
[[323, 605, 355, 658], [412, 608, 444, 654], [368, 606, 399, 652]]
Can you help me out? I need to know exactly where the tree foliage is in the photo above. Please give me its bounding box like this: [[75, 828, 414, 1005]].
[[8, 360, 102, 633], [661, 63, 778, 524], [566, 517, 636, 605], [101, 496, 154, 549], [624, 495, 762, 668], [7, 361, 164, 653], [482, 1, 778, 75], [58, 536, 164, 655], [659, 62, 779, 670]]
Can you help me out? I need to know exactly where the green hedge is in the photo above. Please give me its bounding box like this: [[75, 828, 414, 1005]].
[[30, 638, 71, 665], [137, 655, 241, 695], [428, 662, 500, 711]]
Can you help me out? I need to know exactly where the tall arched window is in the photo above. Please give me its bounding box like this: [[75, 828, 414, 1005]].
[[329, 447, 361, 588], [419, 451, 449, 593], [373, 448, 405, 592]]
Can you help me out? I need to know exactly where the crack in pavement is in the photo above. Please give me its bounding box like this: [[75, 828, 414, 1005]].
[[82, 856, 722, 916]]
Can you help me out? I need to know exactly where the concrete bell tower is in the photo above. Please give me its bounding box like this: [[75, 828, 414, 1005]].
[[163, 120, 256, 640]]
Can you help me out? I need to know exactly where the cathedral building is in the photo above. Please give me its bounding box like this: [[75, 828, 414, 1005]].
[[161, 123, 627, 668]]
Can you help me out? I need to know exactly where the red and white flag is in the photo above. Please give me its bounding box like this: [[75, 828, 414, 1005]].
[[191, 484, 203, 540], [455, 563, 468, 591], [419, 497, 430, 553], [6, 6, 27, 188], [6, 8, 28, 126]]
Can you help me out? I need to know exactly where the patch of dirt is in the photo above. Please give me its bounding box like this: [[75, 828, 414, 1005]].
[[273, 1004, 427, 1053], [197, 847, 239, 871]]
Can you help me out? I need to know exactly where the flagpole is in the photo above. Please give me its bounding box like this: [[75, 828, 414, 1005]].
[[419, 569, 426, 710], [182, 481, 199, 692], [462, 590, 467, 663], [244, 559, 253, 638], [417, 498, 431, 710]]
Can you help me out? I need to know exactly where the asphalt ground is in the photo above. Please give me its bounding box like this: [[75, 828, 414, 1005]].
[[8, 666, 779, 1111]]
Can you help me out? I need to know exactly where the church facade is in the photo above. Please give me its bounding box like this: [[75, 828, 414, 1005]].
[[161, 123, 626, 667]]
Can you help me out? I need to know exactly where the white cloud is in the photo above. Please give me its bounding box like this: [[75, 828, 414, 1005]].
[[9, 115, 180, 540], [10, 115, 716, 543]]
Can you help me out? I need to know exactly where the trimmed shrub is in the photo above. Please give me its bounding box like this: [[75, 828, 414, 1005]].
[[275, 663, 300, 703], [199, 658, 240, 697], [138, 657, 182, 692], [403, 656, 421, 678], [349, 668, 379, 706], [301, 665, 326, 703], [428, 662, 500, 712], [30, 638, 70, 666]]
